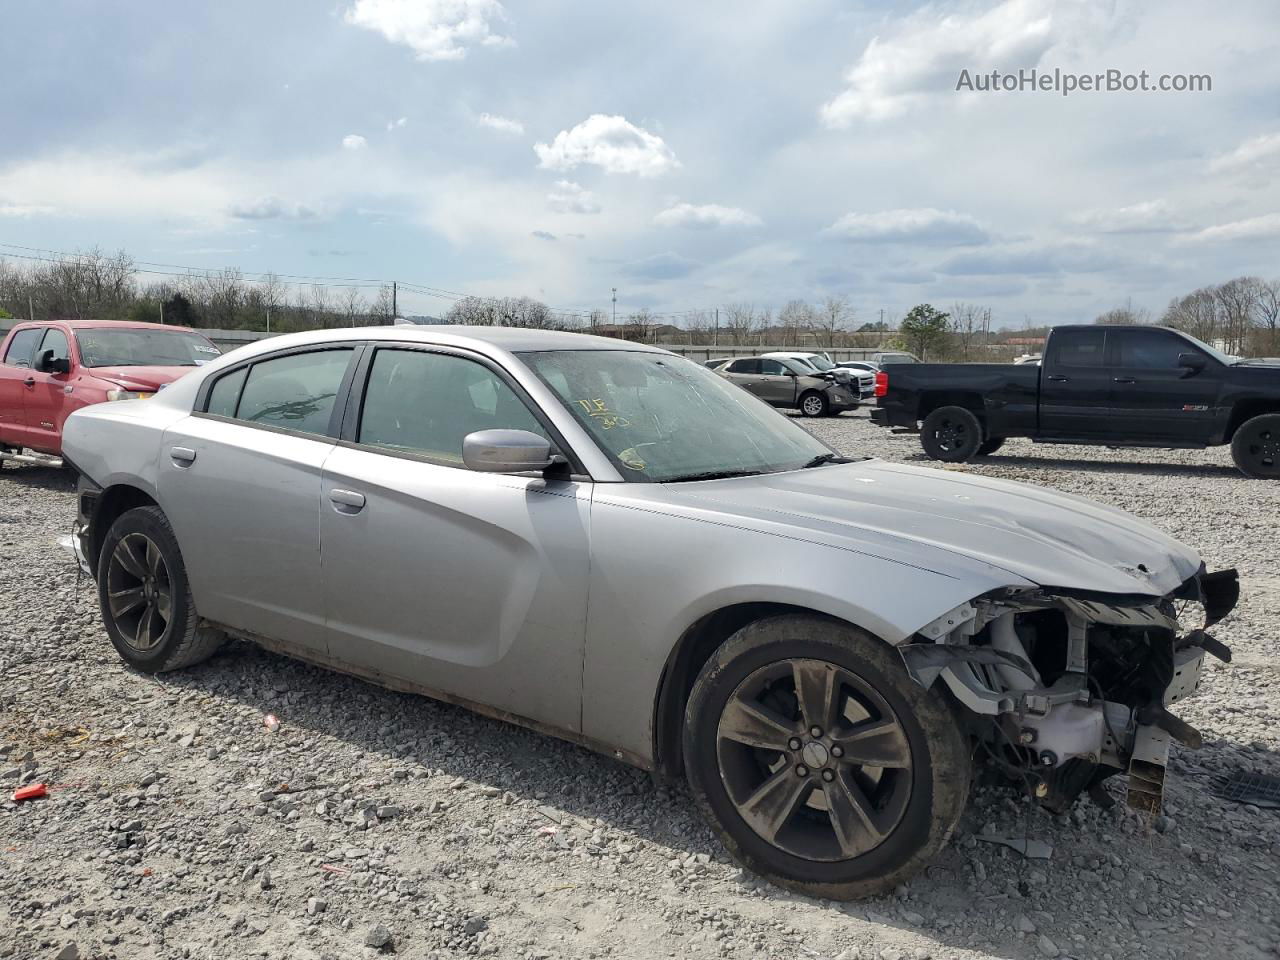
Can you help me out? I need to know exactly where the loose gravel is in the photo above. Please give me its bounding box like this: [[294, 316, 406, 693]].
[[1, 411, 1277, 960]]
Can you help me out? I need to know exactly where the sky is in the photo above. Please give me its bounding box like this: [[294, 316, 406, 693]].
[[1, 0, 1278, 327]]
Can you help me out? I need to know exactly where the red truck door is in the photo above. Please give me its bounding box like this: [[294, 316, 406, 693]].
[[23, 326, 76, 455], [0, 326, 46, 449]]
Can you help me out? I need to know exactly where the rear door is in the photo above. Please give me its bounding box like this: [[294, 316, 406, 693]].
[[1039, 328, 1113, 437], [318, 345, 591, 732], [721, 358, 764, 395], [23, 327, 75, 453], [158, 344, 360, 655], [0, 327, 44, 448], [1107, 329, 1222, 442]]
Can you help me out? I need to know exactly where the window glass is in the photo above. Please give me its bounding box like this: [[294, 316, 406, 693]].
[[727, 359, 759, 374], [37, 328, 70, 368], [1115, 331, 1197, 369], [3, 328, 42, 367], [235, 349, 353, 435], [1051, 329, 1106, 367], [522, 350, 831, 482], [759, 360, 787, 375], [205, 367, 248, 418], [74, 329, 221, 367], [358, 349, 547, 464]]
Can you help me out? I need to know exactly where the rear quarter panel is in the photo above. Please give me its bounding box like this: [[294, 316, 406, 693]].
[[62, 399, 185, 498]]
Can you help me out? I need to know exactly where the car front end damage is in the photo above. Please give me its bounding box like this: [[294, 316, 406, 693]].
[[899, 567, 1239, 814]]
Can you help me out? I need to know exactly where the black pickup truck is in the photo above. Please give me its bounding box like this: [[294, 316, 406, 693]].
[[870, 324, 1280, 477]]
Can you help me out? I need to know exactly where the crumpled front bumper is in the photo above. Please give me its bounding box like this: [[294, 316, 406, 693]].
[[899, 567, 1239, 813]]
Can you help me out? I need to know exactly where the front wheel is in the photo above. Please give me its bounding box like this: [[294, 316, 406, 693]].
[[799, 392, 829, 418], [1231, 414, 1280, 478], [920, 406, 983, 462], [683, 614, 971, 900], [97, 505, 226, 673]]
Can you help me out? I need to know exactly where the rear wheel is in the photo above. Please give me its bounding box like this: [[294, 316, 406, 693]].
[[97, 506, 225, 673], [683, 614, 971, 900], [1231, 414, 1280, 478], [799, 392, 829, 418], [975, 437, 1005, 456], [920, 406, 983, 462]]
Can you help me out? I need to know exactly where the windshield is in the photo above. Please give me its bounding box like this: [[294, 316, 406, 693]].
[[75, 329, 222, 368], [520, 350, 833, 482], [801, 355, 835, 372]]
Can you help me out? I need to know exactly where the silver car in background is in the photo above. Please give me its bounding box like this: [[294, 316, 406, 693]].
[[62, 326, 1236, 899]]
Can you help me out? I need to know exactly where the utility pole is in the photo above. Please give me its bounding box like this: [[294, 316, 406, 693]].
[[392, 281, 398, 323], [28, 296, 35, 322], [714, 307, 719, 347], [611, 288, 617, 326], [266, 304, 271, 334], [159, 300, 165, 325]]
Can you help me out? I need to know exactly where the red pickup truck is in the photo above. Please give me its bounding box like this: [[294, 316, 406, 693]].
[[0, 319, 221, 466]]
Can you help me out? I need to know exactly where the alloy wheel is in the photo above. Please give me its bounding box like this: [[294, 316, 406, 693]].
[[802, 396, 825, 416], [105, 533, 173, 651], [715, 658, 913, 862]]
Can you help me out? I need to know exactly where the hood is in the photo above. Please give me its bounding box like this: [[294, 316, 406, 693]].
[[89, 366, 198, 391], [664, 459, 1201, 597]]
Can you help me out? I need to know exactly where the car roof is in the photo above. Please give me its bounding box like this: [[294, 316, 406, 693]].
[[202, 324, 673, 363], [13, 319, 197, 332]]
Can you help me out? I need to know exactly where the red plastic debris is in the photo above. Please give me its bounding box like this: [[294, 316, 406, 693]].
[[12, 783, 47, 802]]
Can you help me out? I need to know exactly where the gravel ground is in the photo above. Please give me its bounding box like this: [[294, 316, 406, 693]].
[[2, 410, 1278, 960]]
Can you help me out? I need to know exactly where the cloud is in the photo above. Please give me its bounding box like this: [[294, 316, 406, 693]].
[[821, 0, 1089, 125], [531, 230, 557, 241], [824, 208, 988, 245], [228, 197, 318, 221], [1209, 131, 1280, 174], [621, 251, 701, 281], [344, 0, 513, 62], [342, 134, 368, 150], [476, 113, 524, 135], [546, 180, 600, 214], [534, 115, 679, 177], [654, 202, 761, 229], [0, 199, 55, 217], [1069, 199, 1188, 234], [1176, 213, 1280, 245], [937, 243, 1115, 276], [386, 116, 408, 131]]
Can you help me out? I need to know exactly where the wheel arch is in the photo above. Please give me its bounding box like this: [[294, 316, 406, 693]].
[[87, 482, 160, 571], [918, 391, 986, 423], [1225, 399, 1280, 442], [652, 602, 884, 780]]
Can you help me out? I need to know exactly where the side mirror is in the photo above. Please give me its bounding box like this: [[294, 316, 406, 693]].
[[37, 350, 71, 375], [1177, 352, 1206, 377], [462, 429, 556, 473]]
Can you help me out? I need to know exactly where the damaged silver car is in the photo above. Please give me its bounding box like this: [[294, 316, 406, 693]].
[[60, 327, 1238, 899]]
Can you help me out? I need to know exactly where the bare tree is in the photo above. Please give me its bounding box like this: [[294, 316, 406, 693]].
[[1163, 288, 1220, 344], [1094, 298, 1150, 325], [721, 303, 760, 346], [1214, 276, 1262, 355], [949, 302, 988, 360], [814, 295, 850, 349], [1256, 278, 1280, 355], [778, 300, 813, 348]]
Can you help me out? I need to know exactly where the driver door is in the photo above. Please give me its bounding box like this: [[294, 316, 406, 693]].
[[24, 327, 75, 453], [319, 345, 592, 734]]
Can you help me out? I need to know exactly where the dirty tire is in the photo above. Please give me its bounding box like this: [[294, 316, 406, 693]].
[[1231, 413, 1280, 479], [799, 391, 829, 418], [975, 436, 1005, 456], [920, 406, 984, 463], [683, 614, 971, 900], [97, 505, 225, 673]]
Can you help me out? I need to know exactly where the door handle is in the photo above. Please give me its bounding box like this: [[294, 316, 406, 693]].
[[1046, 374, 1069, 382], [23, 377, 35, 388], [169, 446, 197, 465], [1113, 377, 1137, 384], [328, 489, 366, 512]]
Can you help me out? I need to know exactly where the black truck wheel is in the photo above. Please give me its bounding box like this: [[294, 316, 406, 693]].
[[920, 406, 983, 462], [682, 614, 971, 900], [975, 437, 1005, 456], [1231, 413, 1280, 478]]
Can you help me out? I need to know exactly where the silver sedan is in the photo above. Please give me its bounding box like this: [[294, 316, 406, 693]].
[[62, 326, 1236, 899]]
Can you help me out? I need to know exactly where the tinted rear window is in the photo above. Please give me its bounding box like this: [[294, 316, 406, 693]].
[[1051, 329, 1106, 367]]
